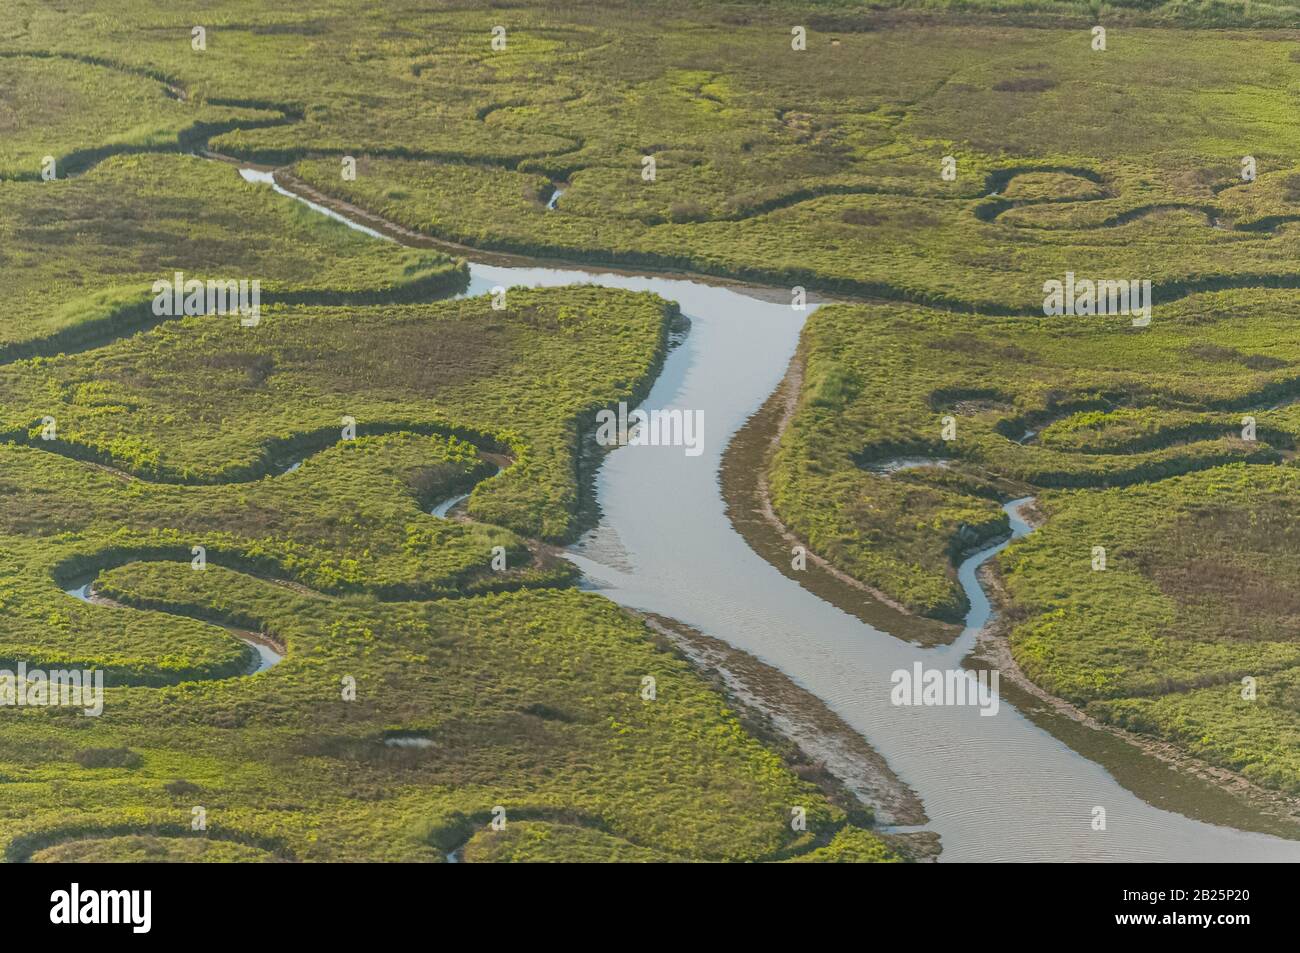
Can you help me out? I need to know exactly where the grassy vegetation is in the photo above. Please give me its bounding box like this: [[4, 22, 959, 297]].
[[0, 0, 930, 863], [0, 273, 905, 859], [0, 283, 673, 542], [0, 52, 281, 180], [30, 834, 286, 863], [269, 17, 1300, 313], [772, 292, 1300, 616], [1003, 467, 1300, 793], [770, 291, 1300, 791], [9, 2, 1300, 313], [0, 566, 895, 861], [0, 154, 467, 358], [0, 235, 912, 858], [0, 429, 538, 683], [9, 0, 1298, 854]]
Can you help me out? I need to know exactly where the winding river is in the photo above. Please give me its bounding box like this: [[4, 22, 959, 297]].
[[238, 165, 1300, 861]]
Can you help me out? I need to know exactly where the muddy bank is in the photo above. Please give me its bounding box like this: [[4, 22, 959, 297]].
[[641, 613, 937, 860], [241, 161, 805, 307], [728, 357, 1300, 837], [974, 555, 1300, 839], [720, 352, 959, 646], [233, 148, 1300, 858]]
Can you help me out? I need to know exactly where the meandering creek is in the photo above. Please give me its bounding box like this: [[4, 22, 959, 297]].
[[64, 576, 284, 675], [237, 164, 1300, 861]]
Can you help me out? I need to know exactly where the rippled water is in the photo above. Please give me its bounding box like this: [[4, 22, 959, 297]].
[[241, 164, 1300, 861]]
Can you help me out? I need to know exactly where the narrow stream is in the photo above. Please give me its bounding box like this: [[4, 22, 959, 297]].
[[58, 465, 485, 679], [238, 165, 1300, 861], [429, 466, 502, 519], [64, 576, 283, 675], [430, 490, 471, 519]]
